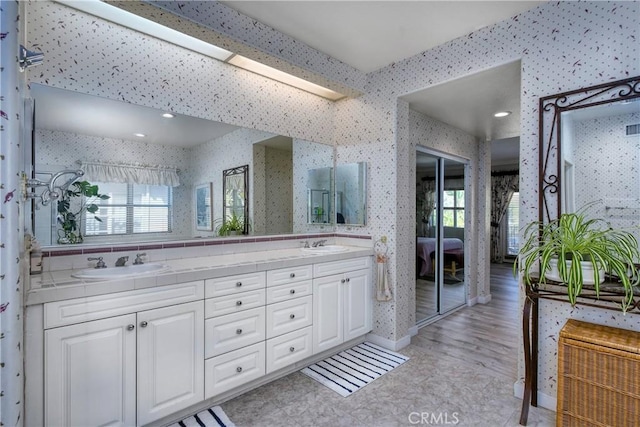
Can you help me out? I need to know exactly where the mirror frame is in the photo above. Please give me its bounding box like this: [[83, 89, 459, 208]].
[[222, 165, 249, 235], [539, 75, 640, 223]]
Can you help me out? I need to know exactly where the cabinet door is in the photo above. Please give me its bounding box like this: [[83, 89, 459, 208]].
[[313, 274, 344, 354], [45, 314, 136, 427], [343, 268, 372, 341], [137, 301, 204, 426]]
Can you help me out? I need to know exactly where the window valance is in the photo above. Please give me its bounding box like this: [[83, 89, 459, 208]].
[[79, 160, 180, 187]]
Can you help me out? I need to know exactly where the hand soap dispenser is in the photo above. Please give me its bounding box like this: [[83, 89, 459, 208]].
[[29, 237, 43, 275]]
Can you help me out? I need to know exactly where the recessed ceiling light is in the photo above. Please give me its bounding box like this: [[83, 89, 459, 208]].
[[134, 133, 146, 138], [162, 113, 175, 118], [494, 111, 512, 118]]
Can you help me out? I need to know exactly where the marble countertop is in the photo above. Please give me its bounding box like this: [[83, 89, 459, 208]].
[[27, 246, 374, 306]]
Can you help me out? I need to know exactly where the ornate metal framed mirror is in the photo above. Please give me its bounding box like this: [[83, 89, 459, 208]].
[[222, 165, 249, 235], [539, 76, 640, 223]]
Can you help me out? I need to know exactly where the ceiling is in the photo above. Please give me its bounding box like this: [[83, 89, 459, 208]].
[[221, 1, 544, 74]]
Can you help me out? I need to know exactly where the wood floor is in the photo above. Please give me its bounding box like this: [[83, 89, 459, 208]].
[[413, 262, 520, 380]]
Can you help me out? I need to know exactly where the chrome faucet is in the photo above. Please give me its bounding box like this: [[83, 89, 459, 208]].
[[115, 256, 129, 267], [88, 257, 106, 269], [312, 239, 327, 247], [133, 253, 146, 265], [301, 241, 310, 248]]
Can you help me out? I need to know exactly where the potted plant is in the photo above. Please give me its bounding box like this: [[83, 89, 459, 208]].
[[57, 180, 110, 244], [215, 211, 246, 236], [515, 205, 640, 311]]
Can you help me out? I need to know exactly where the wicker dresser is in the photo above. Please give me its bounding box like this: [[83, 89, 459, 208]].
[[557, 319, 640, 426]]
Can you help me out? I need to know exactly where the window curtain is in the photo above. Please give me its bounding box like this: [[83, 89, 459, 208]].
[[490, 173, 519, 263], [80, 160, 180, 187]]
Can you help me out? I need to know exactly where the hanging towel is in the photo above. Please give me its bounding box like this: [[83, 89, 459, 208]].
[[376, 253, 392, 302]]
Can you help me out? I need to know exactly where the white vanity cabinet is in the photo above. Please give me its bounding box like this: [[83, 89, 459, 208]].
[[312, 257, 372, 354], [43, 281, 205, 427]]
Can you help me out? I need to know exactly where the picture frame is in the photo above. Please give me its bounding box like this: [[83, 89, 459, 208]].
[[195, 183, 213, 231]]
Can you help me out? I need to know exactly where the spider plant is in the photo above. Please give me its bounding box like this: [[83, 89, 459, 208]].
[[515, 206, 640, 312]]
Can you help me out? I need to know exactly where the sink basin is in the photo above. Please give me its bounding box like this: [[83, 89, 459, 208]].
[[72, 263, 171, 281], [301, 245, 349, 254]]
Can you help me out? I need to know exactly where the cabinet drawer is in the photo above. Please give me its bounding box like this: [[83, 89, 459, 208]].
[[205, 307, 265, 358], [44, 281, 205, 329], [205, 272, 265, 298], [266, 326, 313, 374], [205, 289, 265, 319], [204, 342, 265, 399], [266, 295, 312, 339], [266, 280, 312, 304], [313, 257, 372, 278], [267, 265, 313, 287]]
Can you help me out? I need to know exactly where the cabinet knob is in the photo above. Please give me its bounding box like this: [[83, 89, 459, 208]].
[[290, 273, 295, 278], [236, 328, 243, 335], [290, 289, 296, 294], [289, 347, 295, 352], [236, 300, 242, 306], [346, 278, 350, 282], [140, 321, 148, 328], [127, 324, 135, 331], [341, 279, 346, 284], [289, 314, 295, 319], [236, 282, 242, 287], [236, 366, 243, 373]]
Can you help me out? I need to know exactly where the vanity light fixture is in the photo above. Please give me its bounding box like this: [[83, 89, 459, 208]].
[[134, 133, 146, 138], [162, 113, 175, 118], [494, 111, 512, 118], [54, 0, 346, 102]]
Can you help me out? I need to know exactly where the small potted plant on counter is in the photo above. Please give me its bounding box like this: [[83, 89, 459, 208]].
[[215, 211, 246, 236], [57, 180, 110, 244], [515, 205, 640, 311]]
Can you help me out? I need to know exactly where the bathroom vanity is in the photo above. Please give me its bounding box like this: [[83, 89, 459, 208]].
[[25, 243, 373, 427]]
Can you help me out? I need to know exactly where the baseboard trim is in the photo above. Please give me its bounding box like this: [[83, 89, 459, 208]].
[[408, 325, 419, 337], [513, 379, 557, 412], [467, 296, 478, 306], [365, 332, 411, 351], [478, 294, 492, 304]]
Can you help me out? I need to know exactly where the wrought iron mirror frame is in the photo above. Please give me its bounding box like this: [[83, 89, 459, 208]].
[[539, 75, 640, 224], [222, 164, 249, 235]]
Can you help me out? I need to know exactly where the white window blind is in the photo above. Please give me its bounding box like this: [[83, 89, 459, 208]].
[[85, 183, 172, 236]]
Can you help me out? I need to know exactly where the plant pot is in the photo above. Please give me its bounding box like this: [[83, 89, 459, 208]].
[[546, 258, 605, 285]]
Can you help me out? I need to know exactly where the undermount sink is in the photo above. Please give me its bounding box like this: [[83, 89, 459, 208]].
[[301, 245, 349, 254], [72, 263, 171, 281]]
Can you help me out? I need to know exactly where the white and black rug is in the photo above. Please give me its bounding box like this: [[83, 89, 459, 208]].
[[301, 342, 409, 397], [169, 406, 235, 427]]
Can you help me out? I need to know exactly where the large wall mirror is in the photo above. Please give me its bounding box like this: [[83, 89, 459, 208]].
[[29, 84, 335, 246], [540, 75, 640, 235]]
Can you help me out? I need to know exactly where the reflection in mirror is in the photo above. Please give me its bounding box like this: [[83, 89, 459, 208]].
[[335, 162, 367, 226], [30, 84, 335, 246], [307, 167, 332, 224], [222, 165, 249, 235], [561, 98, 640, 241]]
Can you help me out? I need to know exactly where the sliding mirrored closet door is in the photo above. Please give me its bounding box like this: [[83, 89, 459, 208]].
[[416, 151, 467, 325]]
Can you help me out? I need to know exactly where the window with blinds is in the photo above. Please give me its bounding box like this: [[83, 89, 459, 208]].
[[84, 183, 172, 236]]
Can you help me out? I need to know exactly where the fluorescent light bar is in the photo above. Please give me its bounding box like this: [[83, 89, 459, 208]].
[[494, 111, 512, 118], [55, 0, 234, 61], [228, 55, 345, 101]]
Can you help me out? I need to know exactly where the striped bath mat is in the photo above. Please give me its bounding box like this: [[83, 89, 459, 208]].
[[169, 406, 235, 427], [301, 342, 409, 397]]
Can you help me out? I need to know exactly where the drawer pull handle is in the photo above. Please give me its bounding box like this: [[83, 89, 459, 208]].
[[346, 278, 350, 282], [236, 367, 243, 373], [236, 328, 243, 334], [127, 324, 135, 331], [236, 282, 242, 287], [289, 273, 295, 278], [289, 347, 295, 352], [341, 279, 346, 284], [290, 289, 296, 294], [236, 300, 242, 306], [289, 314, 295, 319], [140, 321, 148, 328]]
